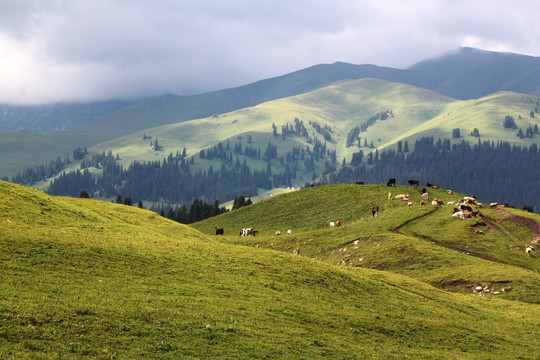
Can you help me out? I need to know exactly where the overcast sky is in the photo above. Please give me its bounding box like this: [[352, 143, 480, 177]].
[[1, 0, 539, 105]]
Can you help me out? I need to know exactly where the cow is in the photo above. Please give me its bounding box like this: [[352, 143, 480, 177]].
[[239, 228, 256, 236], [275, 231, 282, 235], [421, 192, 429, 201], [395, 194, 410, 201], [526, 245, 535, 256], [335, 220, 341, 227], [387, 178, 396, 186], [372, 205, 379, 217], [330, 221, 335, 228], [408, 179, 419, 186], [355, 181, 364, 185], [287, 229, 292, 235], [215, 228, 224, 235], [388, 192, 392, 200], [427, 182, 439, 189]]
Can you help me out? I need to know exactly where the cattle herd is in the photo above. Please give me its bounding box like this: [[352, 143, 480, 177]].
[[211, 178, 536, 256]]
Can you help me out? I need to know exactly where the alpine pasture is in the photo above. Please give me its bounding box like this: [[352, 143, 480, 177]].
[[1, 180, 539, 359]]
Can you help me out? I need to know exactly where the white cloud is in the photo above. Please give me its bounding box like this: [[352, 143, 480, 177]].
[[0, 0, 539, 104]]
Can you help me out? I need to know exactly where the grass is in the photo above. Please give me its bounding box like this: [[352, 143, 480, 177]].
[[2, 79, 539, 183], [193, 184, 540, 304], [2, 181, 540, 358]]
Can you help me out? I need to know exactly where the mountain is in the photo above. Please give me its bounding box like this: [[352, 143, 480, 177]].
[[404, 47, 540, 99], [0, 99, 136, 133], [2, 48, 540, 211], [1, 180, 539, 358], [2, 47, 539, 137], [5, 78, 540, 211]]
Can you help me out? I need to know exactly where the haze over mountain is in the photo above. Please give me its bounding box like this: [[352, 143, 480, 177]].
[[2, 47, 539, 136]]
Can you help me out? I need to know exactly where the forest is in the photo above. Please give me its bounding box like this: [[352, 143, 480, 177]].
[[329, 137, 540, 211], [7, 135, 540, 213]]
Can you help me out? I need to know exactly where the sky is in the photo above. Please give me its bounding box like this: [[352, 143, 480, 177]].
[[1, 0, 539, 105]]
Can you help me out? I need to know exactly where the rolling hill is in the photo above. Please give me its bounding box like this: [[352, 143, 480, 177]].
[[1, 180, 540, 358], [1, 47, 540, 175], [4, 77, 539, 179]]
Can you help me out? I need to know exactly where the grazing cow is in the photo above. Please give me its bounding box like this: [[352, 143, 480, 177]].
[[421, 192, 429, 201], [395, 194, 410, 201], [447, 190, 453, 195], [330, 221, 335, 228], [460, 204, 473, 212], [526, 245, 534, 256], [387, 178, 396, 186], [335, 220, 341, 227], [421, 187, 427, 194], [427, 182, 439, 189], [408, 179, 420, 186], [239, 228, 256, 236], [490, 202, 499, 208], [452, 210, 479, 219], [355, 181, 364, 185], [275, 231, 282, 236], [475, 230, 485, 235], [372, 205, 379, 217], [432, 199, 444, 206], [287, 229, 292, 235], [215, 228, 224, 235], [407, 202, 413, 206], [420, 200, 425, 206]]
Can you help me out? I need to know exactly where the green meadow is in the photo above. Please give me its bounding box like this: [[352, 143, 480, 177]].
[[2, 78, 539, 180], [1, 180, 539, 359]]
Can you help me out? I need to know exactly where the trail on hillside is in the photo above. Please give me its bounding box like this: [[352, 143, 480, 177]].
[[392, 206, 508, 264], [391, 206, 441, 233], [494, 209, 540, 244]]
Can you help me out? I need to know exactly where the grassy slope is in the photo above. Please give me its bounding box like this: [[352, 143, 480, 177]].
[[386, 91, 540, 151], [2, 79, 539, 180], [192, 184, 540, 304], [1, 181, 540, 359], [88, 79, 453, 168]]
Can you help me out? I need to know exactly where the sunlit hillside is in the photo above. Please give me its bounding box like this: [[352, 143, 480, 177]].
[[1, 180, 539, 358]]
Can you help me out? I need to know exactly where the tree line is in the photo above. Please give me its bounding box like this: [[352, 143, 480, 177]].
[[329, 137, 540, 211]]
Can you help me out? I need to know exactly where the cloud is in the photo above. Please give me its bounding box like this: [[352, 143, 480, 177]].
[[1, 0, 539, 104]]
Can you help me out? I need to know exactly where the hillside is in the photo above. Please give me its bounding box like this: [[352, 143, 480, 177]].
[[0, 99, 136, 133], [1, 180, 539, 358], [192, 184, 540, 304], [5, 77, 540, 213], [2, 47, 540, 177]]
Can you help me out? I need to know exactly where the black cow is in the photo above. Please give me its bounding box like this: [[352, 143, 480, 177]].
[[215, 228, 224, 235], [387, 178, 396, 186], [408, 179, 419, 186]]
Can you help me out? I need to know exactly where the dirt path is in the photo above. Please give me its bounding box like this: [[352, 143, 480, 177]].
[[392, 206, 509, 264], [391, 207, 440, 233], [494, 209, 540, 244]]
